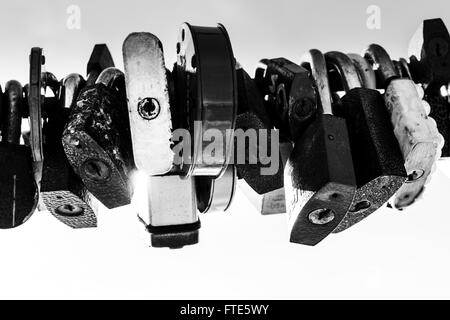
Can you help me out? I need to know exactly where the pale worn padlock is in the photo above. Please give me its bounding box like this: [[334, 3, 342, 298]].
[[365, 44, 444, 209], [325, 51, 406, 232], [284, 49, 356, 246]]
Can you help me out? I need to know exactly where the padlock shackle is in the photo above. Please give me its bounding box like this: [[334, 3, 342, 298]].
[[347, 53, 377, 90], [364, 44, 398, 87], [96, 67, 125, 89], [301, 49, 333, 115], [394, 58, 413, 80], [61, 73, 86, 109], [325, 51, 362, 91], [2, 80, 23, 144]]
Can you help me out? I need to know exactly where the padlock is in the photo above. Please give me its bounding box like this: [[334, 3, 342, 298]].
[[364, 44, 444, 209], [240, 58, 316, 215], [62, 67, 134, 209], [234, 66, 284, 195], [238, 139, 292, 215], [0, 80, 39, 228], [174, 23, 237, 178], [40, 73, 98, 228], [283, 49, 356, 246], [86, 44, 115, 86], [324, 51, 406, 233], [408, 18, 450, 156], [254, 57, 318, 141], [123, 31, 199, 248]]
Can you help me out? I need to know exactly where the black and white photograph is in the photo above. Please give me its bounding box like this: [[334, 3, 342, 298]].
[[0, 0, 449, 305]]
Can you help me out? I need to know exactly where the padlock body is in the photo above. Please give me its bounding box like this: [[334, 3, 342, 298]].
[[284, 114, 356, 245], [0, 143, 38, 228], [332, 88, 406, 232]]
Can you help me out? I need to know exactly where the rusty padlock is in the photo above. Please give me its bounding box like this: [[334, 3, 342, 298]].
[[62, 67, 134, 209]]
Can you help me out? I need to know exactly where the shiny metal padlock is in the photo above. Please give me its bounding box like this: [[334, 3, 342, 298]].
[[284, 49, 357, 246], [123, 31, 198, 248], [62, 68, 134, 209], [365, 44, 444, 209], [40, 73, 98, 228], [325, 51, 406, 232], [0, 80, 39, 228], [408, 18, 450, 157]]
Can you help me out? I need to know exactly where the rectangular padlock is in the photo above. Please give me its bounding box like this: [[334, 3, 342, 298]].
[[284, 49, 356, 246]]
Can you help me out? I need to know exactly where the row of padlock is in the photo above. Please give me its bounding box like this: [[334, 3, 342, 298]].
[[0, 18, 448, 248]]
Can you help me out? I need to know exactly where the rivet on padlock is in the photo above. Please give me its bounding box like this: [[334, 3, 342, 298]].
[[62, 67, 134, 209], [364, 44, 444, 209], [40, 72, 98, 229], [0, 80, 39, 228], [283, 49, 357, 246], [324, 51, 406, 232]]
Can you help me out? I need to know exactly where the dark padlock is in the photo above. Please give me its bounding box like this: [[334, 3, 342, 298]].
[[324, 51, 406, 233], [283, 49, 356, 246], [254, 57, 318, 141], [86, 44, 115, 86], [408, 18, 450, 157], [365, 44, 443, 208], [0, 80, 39, 228], [62, 67, 134, 209], [40, 73, 98, 228], [234, 66, 284, 195]]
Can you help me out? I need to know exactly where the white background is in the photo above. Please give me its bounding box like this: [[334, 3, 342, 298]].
[[0, 0, 450, 299]]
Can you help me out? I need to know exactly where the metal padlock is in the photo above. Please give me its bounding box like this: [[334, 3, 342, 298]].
[[408, 18, 450, 156], [324, 51, 406, 232], [284, 49, 356, 246], [0, 80, 39, 228], [123, 31, 198, 248], [62, 67, 134, 209], [40, 73, 98, 228], [254, 57, 318, 140], [365, 44, 444, 209], [234, 66, 284, 195]]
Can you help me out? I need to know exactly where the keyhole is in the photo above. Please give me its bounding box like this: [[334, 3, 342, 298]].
[[349, 200, 371, 213], [82, 159, 111, 181], [308, 208, 335, 225]]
